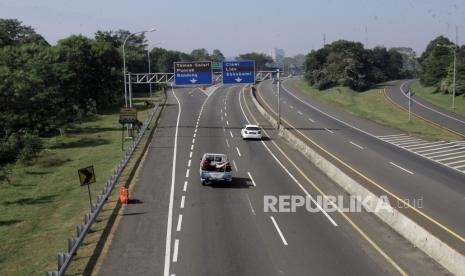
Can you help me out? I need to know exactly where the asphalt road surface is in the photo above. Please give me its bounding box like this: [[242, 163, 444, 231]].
[[96, 84, 447, 276], [385, 79, 465, 138], [257, 78, 465, 257]]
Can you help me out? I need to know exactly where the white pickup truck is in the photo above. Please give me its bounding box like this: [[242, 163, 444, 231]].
[[199, 153, 233, 185]]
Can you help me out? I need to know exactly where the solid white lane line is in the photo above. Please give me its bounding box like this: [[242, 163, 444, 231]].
[[350, 141, 364, 150], [393, 139, 426, 146], [298, 111, 303, 115], [226, 139, 230, 148], [389, 162, 414, 175], [418, 143, 459, 154], [187, 159, 191, 167], [226, 120, 229, 125], [445, 159, 465, 166], [384, 137, 421, 143], [164, 86, 182, 276], [425, 147, 465, 158], [378, 134, 407, 138], [192, 138, 195, 144], [325, 128, 334, 134], [176, 214, 183, 232], [247, 171, 256, 186], [430, 151, 463, 162], [238, 87, 338, 227], [183, 181, 188, 192], [404, 141, 446, 149], [191, 144, 194, 151], [270, 216, 288, 246], [454, 163, 465, 169], [180, 195, 185, 209], [233, 159, 238, 171], [189, 151, 192, 158], [186, 169, 190, 178], [245, 194, 256, 215], [308, 117, 315, 123], [434, 155, 465, 165], [172, 239, 179, 262], [230, 131, 234, 138], [236, 147, 242, 157]]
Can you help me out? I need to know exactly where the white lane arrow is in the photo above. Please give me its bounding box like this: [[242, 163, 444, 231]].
[[235, 77, 242, 82], [190, 78, 198, 84]]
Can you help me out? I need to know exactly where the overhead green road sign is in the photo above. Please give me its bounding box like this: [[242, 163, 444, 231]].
[[212, 61, 222, 70]]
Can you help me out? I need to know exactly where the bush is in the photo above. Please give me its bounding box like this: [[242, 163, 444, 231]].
[[17, 131, 42, 164]]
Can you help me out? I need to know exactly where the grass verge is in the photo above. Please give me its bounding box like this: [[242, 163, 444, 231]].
[[295, 79, 461, 141], [410, 79, 465, 117], [0, 91, 162, 275]]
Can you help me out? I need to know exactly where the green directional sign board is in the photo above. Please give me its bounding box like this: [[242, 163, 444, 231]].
[[212, 61, 222, 70]]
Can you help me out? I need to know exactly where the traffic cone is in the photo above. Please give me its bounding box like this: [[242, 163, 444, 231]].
[[119, 187, 129, 204]]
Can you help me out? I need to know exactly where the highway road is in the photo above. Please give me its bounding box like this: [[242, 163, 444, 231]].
[[96, 84, 446, 275], [385, 80, 465, 138], [257, 78, 465, 257]]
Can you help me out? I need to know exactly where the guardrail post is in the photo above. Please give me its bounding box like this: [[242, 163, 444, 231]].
[[57, 253, 67, 270], [76, 224, 84, 236], [68, 237, 77, 254]]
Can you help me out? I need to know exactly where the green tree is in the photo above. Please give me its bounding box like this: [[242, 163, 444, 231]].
[[210, 49, 225, 62], [190, 48, 209, 61], [0, 19, 48, 47], [237, 52, 272, 70], [419, 36, 454, 86]]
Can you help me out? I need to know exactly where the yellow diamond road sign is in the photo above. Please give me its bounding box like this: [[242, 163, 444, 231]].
[[78, 166, 96, 186]]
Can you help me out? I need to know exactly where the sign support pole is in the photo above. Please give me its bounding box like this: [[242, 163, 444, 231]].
[[277, 69, 281, 130], [87, 185, 93, 211], [408, 90, 411, 122]]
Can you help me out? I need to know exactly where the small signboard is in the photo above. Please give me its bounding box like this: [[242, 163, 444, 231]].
[[119, 108, 138, 124], [78, 166, 96, 186], [222, 60, 255, 84], [174, 61, 213, 85]]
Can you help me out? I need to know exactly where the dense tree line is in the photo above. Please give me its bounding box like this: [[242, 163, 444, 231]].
[[419, 36, 465, 96], [304, 40, 413, 91], [0, 19, 231, 169]]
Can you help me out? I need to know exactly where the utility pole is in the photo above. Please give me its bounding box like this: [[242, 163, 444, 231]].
[[365, 26, 368, 48], [277, 69, 281, 129], [452, 25, 458, 109], [147, 50, 153, 100]]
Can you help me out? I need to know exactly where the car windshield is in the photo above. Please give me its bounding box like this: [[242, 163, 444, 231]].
[[246, 127, 260, 131]]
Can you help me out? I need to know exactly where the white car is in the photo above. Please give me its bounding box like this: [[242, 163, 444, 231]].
[[241, 124, 262, 140]]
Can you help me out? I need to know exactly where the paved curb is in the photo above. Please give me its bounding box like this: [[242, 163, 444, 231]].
[[250, 86, 465, 276]]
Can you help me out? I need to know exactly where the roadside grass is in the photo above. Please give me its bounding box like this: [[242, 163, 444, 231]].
[[295, 79, 461, 141], [0, 92, 160, 275], [411, 79, 465, 117]]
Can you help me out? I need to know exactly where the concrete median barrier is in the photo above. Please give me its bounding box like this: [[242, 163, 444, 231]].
[[250, 86, 465, 276]]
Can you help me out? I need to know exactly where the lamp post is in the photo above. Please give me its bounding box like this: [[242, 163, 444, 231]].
[[122, 28, 156, 108]]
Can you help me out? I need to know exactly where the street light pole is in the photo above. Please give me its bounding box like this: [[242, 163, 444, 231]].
[[452, 26, 458, 109], [122, 28, 156, 108], [277, 69, 281, 129]]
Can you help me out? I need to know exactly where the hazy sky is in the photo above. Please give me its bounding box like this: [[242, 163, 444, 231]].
[[0, 0, 464, 57]]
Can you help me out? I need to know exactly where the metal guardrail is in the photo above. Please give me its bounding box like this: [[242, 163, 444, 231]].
[[46, 103, 160, 276]]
